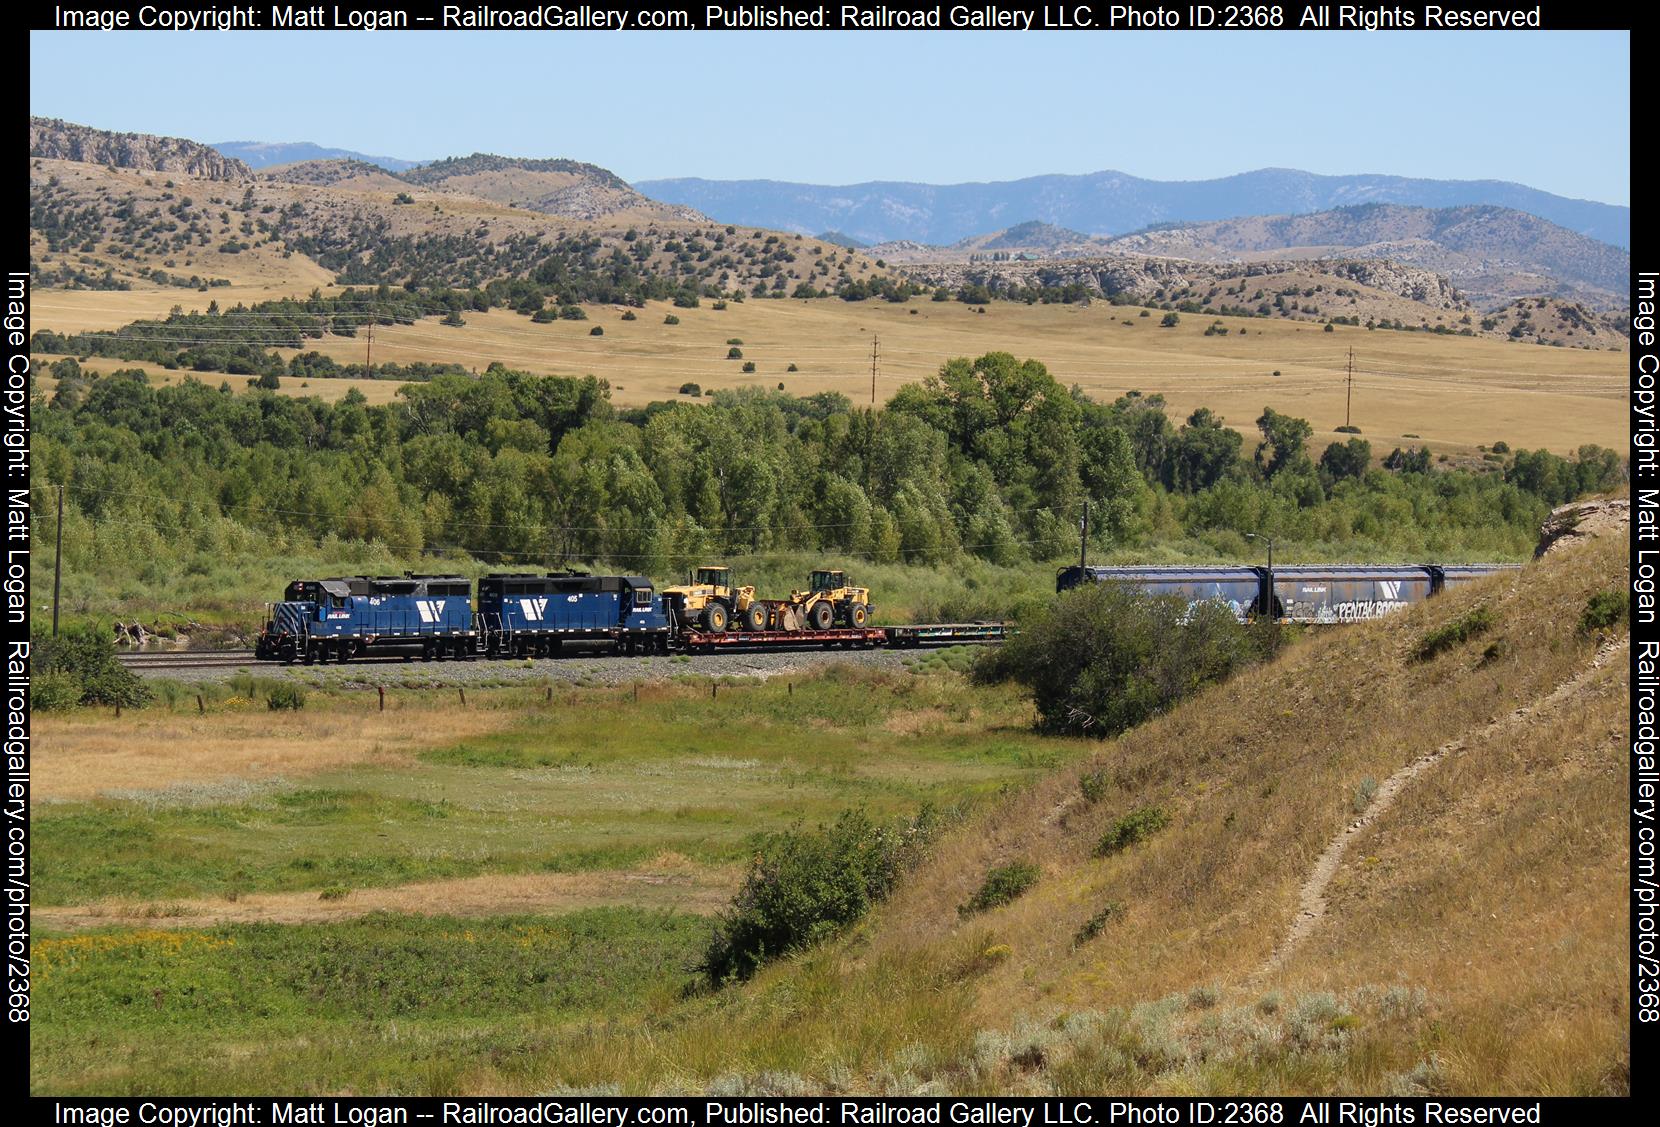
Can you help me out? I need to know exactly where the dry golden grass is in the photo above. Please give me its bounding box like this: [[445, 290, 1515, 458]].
[[829, 528, 1630, 1092], [36, 858, 741, 933], [30, 285, 346, 334], [265, 299, 1624, 455], [33, 699, 524, 801], [31, 356, 411, 405]]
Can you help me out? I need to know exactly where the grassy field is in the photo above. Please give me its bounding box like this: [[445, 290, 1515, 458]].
[[31, 664, 1083, 1093], [33, 290, 1626, 456], [32, 531, 1629, 1095]]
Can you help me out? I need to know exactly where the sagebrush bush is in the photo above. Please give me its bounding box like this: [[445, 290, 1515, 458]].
[[1072, 901, 1124, 946], [1079, 768, 1110, 804], [1412, 605, 1495, 662], [1096, 806, 1170, 857], [959, 860, 1040, 916], [1579, 589, 1628, 633]]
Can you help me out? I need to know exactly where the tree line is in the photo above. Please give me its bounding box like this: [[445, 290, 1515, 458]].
[[32, 352, 1623, 581]]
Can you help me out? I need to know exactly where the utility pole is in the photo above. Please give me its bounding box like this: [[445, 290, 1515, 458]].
[[52, 484, 63, 638], [366, 318, 373, 370], [1079, 499, 1089, 569], [1345, 346, 1354, 430], [870, 335, 879, 406]]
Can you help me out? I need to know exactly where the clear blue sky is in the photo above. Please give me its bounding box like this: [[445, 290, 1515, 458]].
[[29, 30, 1629, 205]]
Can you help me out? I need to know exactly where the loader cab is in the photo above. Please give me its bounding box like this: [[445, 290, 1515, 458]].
[[809, 570, 844, 592], [692, 566, 731, 588]]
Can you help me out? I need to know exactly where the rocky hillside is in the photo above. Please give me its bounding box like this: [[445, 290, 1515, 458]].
[[29, 117, 250, 181], [1107, 203, 1629, 310], [1477, 296, 1630, 351], [894, 254, 1478, 332], [261, 159, 408, 190], [400, 153, 704, 223], [639, 166, 1630, 250]]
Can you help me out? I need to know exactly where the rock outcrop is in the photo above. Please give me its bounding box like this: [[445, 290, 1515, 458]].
[[31, 117, 252, 181], [1535, 497, 1630, 558]]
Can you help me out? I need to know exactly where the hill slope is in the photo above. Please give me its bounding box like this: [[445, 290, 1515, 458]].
[[213, 140, 424, 171], [30, 116, 249, 181], [1106, 203, 1629, 310], [400, 153, 704, 223], [483, 523, 1628, 1095], [637, 167, 1630, 250]]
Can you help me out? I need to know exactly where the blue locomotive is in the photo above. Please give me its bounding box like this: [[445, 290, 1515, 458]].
[[256, 572, 672, 664], [255, 574, 475, 665], [476, 573, 670, 657], [1055, 563, 1519, 623]]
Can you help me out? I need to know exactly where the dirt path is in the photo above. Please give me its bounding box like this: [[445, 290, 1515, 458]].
[[36, 859, 742, 933], [1255, 636, 1627, 981]]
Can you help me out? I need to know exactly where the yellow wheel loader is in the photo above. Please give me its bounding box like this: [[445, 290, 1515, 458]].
[[790, 570, 873, 630], [661, 565, 760, 633]]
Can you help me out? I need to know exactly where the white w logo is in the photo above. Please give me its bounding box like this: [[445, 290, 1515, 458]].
[[416, 599, 445, 623], [1378, 581, 1401, 600], [518, 597, 549, 620]]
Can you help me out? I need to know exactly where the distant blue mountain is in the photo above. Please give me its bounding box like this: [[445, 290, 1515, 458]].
[[212, 141, 425, 172], [636, 168, 1629, 251]]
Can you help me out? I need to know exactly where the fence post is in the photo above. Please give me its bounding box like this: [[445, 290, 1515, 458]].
[[788, 682, 793, 696], [711, 682, 717, 700], [546, 686, 553, 703], [378, 686, 385, 712], [196, 694, 204, 714], [115, 702, 121, 718], [633, 683, 638, 703], [458, 687, 466, 707]]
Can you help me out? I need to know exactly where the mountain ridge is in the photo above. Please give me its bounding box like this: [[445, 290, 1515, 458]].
[[637, 166, 1630, 250]]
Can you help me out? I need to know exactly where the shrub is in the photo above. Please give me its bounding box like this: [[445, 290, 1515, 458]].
[[1079, 768, 1110, 804], [975, 583, 1263, 738], [1096, 806, 1170, 857], [30, 672, 82, 711], [664, 314, 680, 325], [266, 682, 307, 711], [726, 338, 744, 346], [787, 363, 799, 372], [1072, 901, 1124, 946], [1335, 425, 1362, 434], [959, 860, 1040, 916], [441, 311, 465, 327], [1412, 605, 1494, 661], [620, 310, 637, 321], [589, 326, 603, 336], [741, 361, 756, 373], [1579, 589, 1628, 633], [727, 347, 743, 360], [32, 624, 150, 707], [699, 807, 939, 985], [1352, 777, 1379, 813], [679, 382, 701, 396], [1160, 312, 1180, 327], [712, 301, 728, 311]]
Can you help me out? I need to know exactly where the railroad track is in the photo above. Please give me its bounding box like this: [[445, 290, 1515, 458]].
[[116, 650, 258, 670]]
